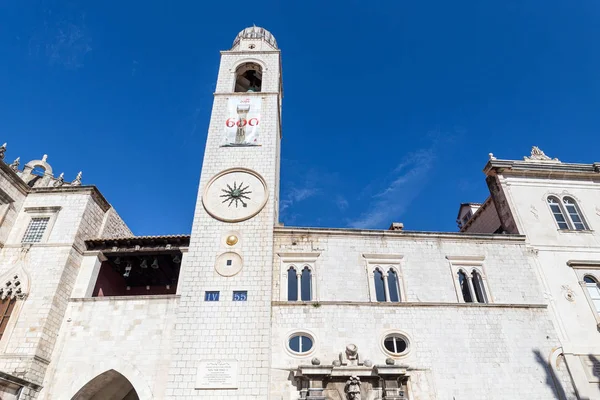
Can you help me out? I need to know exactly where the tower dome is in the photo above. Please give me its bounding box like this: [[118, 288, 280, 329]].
[[232, 26, 278, 50]]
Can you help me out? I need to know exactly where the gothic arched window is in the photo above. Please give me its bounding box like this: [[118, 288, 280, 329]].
[[287, 267, 298, 301], [563, 197, 588, 231], [472, 270, 488, 303], [235, 63, 262, 92], [458, 270, 473, 303], [374, 268, 386, 302], [547, 196, 569, 230], [387, 269, 400, 303], [300, 267, 312, 301]]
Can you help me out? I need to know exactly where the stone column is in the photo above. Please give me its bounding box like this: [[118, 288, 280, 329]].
[[383, 274, 391, 302], [297, 272, 302, 301], [466, 275, 477, 303], [71, 251, 106, 298]]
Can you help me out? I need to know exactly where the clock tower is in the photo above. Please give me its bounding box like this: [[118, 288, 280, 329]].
[[166, 27, 281, 398]]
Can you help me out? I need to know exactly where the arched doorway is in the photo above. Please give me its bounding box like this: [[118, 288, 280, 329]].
[[71, 370, 139, 400]]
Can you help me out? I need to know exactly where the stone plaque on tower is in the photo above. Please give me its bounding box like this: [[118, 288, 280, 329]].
[[195, 360, 239, 389]]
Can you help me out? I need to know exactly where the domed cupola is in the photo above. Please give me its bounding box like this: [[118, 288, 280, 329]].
[[231, 26, 278, 51]]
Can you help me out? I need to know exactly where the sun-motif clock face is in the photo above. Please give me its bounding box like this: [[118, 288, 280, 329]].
[[202, 168, 268, 222]]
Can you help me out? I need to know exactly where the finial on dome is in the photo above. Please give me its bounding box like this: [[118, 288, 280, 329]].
[[42, 154, 48, 162]]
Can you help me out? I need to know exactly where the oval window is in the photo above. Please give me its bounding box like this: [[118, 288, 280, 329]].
[[288, 334, 313, 354], [383, 334, 408, 355]]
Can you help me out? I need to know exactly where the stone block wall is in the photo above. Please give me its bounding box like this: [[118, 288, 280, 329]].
[[273, 229, 543, 305], [39, 296, 178, 399]]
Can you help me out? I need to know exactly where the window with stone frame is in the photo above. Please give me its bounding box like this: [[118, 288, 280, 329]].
[[547, 195, 589, 231], [19, 206, 61, 245], [454, 267, 489, 304], [583, 275, 600, 314], [21, 217, 50, 243], [364, 255, 405, 303], [0, 298, 16, 340], [371, 266, 402, 303], [447, 256, 491, 304], [286, 265, 313, 301], [569, 262, 600, 326], [279, 253, 319, 302]]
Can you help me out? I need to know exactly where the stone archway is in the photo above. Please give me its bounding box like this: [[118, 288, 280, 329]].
[[71, 370, 139, 400]]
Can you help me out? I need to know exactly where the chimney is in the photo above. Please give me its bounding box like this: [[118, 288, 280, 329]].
[[388, 222, 404, 231]]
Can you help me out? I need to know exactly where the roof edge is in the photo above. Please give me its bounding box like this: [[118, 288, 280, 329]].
[[274, 226, 525, 242]]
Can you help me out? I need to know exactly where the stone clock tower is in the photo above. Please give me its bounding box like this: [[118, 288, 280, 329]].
[[166, 27, 281, 398]]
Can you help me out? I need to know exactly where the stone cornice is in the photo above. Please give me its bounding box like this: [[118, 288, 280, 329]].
[[484, 159, 600, 179], [31, 185, 112, 212], [220, 50, 280, 55], [274, 226, 525, 242], [0, 161, 29, 195], [272, 300, 546, 309]]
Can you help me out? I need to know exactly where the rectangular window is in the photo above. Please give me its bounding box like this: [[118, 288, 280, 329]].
[[204, 291, 220, 301], [22, 217, 50, 243], [586, 283, 600, 313], [233, 291, 247, 301], [0, 298, 16, 339]]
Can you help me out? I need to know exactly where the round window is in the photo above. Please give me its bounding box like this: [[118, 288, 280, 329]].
[[383, 334, 409, 355], [288, 334, 313, 354]]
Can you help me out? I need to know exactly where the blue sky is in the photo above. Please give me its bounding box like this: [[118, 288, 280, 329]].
[[1, 1, 599, 235]]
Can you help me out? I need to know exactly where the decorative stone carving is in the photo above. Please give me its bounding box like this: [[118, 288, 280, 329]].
[[296, 344, 409, 400], [311, 358, 320, 366], [0, 275, 27, 300], [0, 143, 6, 160], [345, 376, 361, 400], [385, 358, 395, 365], [524, 146, 560, 162], [9, 157, 19, 172], [340, 344, 361, 366], [53, 173, 65, 187], [488, 153, 496, 160], [72, 171, 82, 186]]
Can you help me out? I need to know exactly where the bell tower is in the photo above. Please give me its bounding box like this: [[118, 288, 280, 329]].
[[166, 27, 281, 398]]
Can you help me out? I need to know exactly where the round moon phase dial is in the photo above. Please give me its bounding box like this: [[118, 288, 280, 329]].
[[202, 168, 268, 222]]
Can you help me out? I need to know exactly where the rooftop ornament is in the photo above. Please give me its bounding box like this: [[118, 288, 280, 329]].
[[524, 146, 560, 163], [0, 143, 6, 160], [9, 157, 19, 172], [72, 171, 82, 186]]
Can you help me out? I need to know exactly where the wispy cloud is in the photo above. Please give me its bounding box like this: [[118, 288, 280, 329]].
[[280, 187, 318, 213], [29, 8, 92, 69], [335, 196, 349, 211], [347, 148, 436, 229], [131, 60, 139, 77]]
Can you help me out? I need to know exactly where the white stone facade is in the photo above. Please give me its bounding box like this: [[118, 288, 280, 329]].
[[0, 29, 590, 400]]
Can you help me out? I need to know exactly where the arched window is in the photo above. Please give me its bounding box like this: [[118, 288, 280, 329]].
[[547, 196, 569, 230], [374, 268, 386, 302], [287, 267, 298, 301], [300, 267, 312, 301], [563, 197, 588, 231], [387, 269, 401, 303], [472, 270, 488, 303], [584, 275, 600, 313], [458, 270, 473, 303], [0, 298, 16, 340], [235, 63, 262, 92]]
